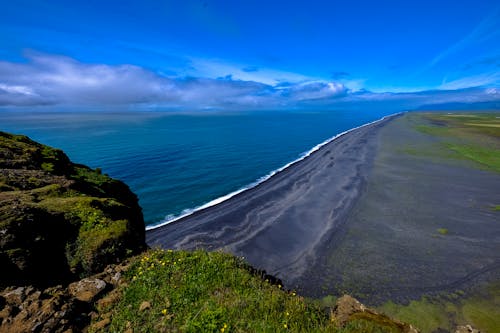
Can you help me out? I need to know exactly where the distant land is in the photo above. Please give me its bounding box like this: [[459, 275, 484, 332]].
[[417, 101, 500, 110]]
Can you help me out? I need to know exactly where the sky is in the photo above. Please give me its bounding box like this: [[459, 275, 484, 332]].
[[0, 0, 499, 111]]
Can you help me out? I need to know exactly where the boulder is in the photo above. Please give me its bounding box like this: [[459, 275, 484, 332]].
[[68, 278, 107, 303]]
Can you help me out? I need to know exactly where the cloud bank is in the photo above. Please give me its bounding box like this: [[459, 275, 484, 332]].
[[0, 53, 498, 111]]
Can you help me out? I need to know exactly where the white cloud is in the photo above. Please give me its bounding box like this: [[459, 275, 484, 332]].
[[186, 57, 322, 85], [0, 52, 498, 110], [439, 71, 500, 90], [287, 81, 347, 100]]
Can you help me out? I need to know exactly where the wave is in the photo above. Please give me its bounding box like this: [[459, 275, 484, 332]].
[[146, 111, 404, 231]]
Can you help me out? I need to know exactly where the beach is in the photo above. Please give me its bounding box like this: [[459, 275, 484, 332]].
[[147, 114, 398, 288], [147, 112, 500, 303]]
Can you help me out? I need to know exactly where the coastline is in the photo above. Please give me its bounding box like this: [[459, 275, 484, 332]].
[[146, 111, 401, 287], [146, 111, 404, 231]]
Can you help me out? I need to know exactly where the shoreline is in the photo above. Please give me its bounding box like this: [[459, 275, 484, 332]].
[[146, 112, 402, 287], [146, 111, 404, 231]]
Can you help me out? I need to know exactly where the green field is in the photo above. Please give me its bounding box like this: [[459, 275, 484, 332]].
[[413, 112, 500, 173]]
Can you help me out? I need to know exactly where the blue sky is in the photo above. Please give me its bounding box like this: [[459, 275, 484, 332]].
[[0, 0, 499, 110]]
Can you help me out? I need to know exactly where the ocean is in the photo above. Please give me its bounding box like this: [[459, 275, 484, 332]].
[[0, 109, 392, 227]]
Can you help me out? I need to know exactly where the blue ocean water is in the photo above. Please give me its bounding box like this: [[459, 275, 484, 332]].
[[0, 109, 392, 227]]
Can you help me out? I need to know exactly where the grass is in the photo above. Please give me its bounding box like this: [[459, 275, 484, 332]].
[[408, 113, 500, 173], [378, 283, 500, 333], [445, 143, 500, 173], [92, 249, 409, 333]]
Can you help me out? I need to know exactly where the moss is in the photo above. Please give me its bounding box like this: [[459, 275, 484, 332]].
[[1, 130, 145, 286]]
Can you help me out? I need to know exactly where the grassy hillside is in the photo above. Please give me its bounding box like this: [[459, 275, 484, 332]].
[[90, 249, 414, 333]]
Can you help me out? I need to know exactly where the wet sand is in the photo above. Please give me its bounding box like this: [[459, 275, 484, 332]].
[[147, 113, 500, 303]]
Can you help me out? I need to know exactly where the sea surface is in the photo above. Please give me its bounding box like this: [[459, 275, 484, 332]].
[[0, 109, 392, 227]]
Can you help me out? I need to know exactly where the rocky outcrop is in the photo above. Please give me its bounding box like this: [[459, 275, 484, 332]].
[[330, 295, 420, 333], [0, 131, 146, 287], [0, 262, 129, 333]]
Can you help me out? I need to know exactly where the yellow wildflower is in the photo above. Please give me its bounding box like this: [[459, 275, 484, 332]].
[[161, 309, 167, 315], [283, 324, 288, 328]]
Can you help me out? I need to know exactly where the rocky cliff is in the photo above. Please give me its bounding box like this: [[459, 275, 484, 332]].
[[0, 131, 146, 287]]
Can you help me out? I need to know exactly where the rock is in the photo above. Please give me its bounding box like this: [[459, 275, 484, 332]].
[[97, 289, 121, 309], [2, 287, 26, 305], [455, 325, 481, 333], [139, 301, 151, 312], [68, 278, 107, 303], [330, 295, 367, 325], [330, 295, 419, 333], [0, 131, 146, 288], [91, 317, 111, 330]]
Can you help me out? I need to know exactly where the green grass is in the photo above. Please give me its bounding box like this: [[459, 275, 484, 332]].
[[445, 143, 500, 173], [92, 249, 408, 333], [408, 113, 500, 173], [378, 284, 500, 333], [492, 205, 500, 211]]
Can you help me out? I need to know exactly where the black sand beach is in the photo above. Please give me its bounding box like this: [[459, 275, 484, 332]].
[[147, 113, 500, 303]]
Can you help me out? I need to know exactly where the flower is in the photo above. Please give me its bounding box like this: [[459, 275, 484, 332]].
[[161, 309, 167, 315], [283, 324, 288, 328]]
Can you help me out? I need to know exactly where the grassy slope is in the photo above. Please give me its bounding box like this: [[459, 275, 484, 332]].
[[92, 249, 409, 333], [378, 112, 500, 333]]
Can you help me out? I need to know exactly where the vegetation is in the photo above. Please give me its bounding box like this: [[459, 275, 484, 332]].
[[436, 228, 448, 235], [411, 112, 500, 173], [0, 131, 145, 286], [379, 283, 500, 333], [92, 249, 410, 333]]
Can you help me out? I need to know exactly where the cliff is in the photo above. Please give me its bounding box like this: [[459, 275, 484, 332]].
[[0, 131, 146, 287]]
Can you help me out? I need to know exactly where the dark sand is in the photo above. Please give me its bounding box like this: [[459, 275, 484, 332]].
[[147, 113, 500, 303]]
